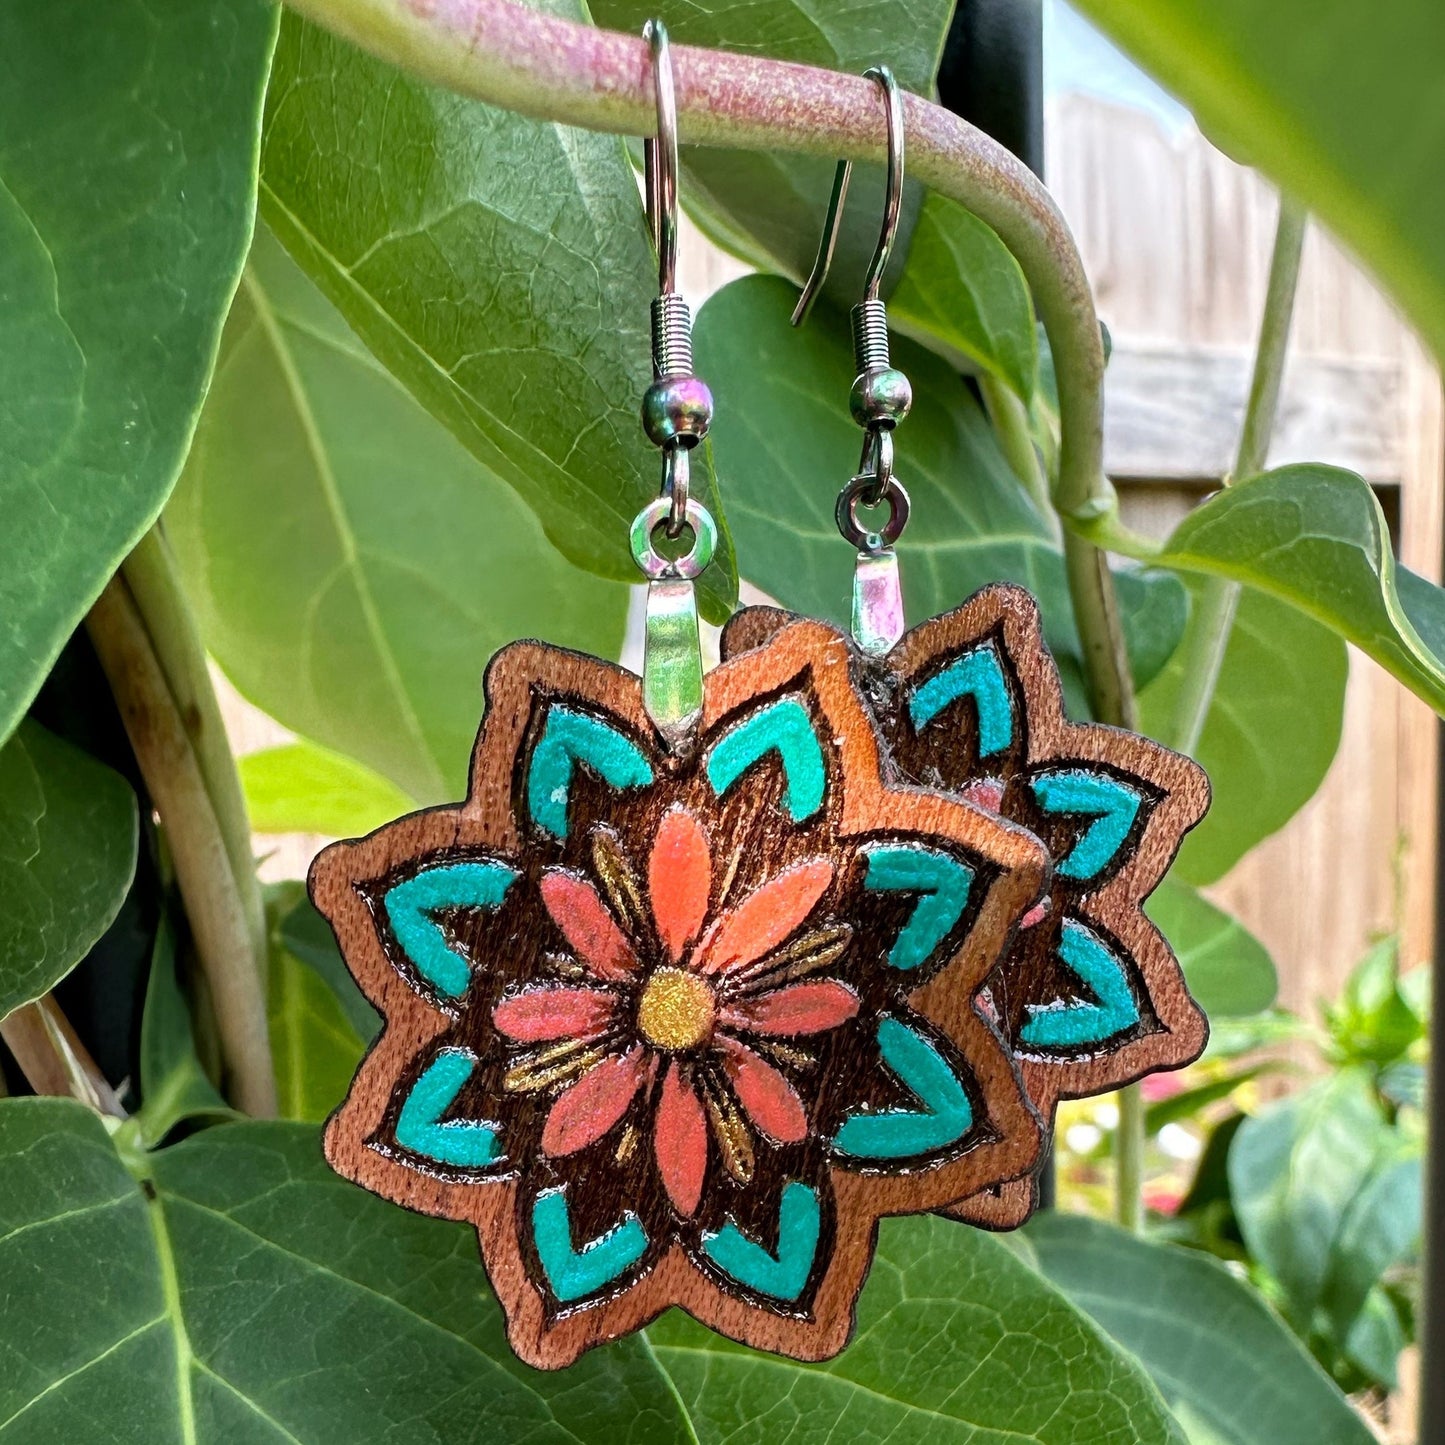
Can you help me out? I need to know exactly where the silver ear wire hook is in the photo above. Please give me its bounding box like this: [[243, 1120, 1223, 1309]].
[[791, 66, 905, 327], [642, 18, 678, 300]]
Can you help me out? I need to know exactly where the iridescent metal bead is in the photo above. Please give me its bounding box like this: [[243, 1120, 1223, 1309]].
[[850, 367, 912, 428], [642, 375, 713, 447]]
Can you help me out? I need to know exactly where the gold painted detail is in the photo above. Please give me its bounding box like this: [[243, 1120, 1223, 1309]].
[[637, 966, 715, 1051]]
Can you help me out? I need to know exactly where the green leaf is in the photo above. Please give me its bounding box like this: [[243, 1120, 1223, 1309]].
[[258, 12, 737, 620], [167, 227, 632, 805], [1145, 877, 1277, 1017], [698, 275, 1185, 711], [269, 880, 380, 1045], [648, 1213, 1188, 1443], [135, 916, 234, 1148], [1065, 0, 1445, 368], [241, 741, 417, 837], [1322, 1153, 1423, 1345], [1027, 1213, 1373, 1445], [0, 0, 278, 746], [0, 720, 138, 1017], [889, 192, 1040, 400], [268, 943, 366, 1124], [1228, 1068, 1388, 1330], [1325, 937, 1426, 1069], [0, 1099, 695, 1441], [1140, 580, 1346, 884], [1153, 465, 1445, 714]]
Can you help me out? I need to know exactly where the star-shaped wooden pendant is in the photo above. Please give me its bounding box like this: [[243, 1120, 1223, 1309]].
[[721, 585, 1210, 1229], [312, 616, 1051, 1366]]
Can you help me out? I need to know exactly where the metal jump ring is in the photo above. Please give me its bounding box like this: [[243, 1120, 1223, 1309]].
[[836, 472, 909, 550], [631, 496, 717, 579], [858, 428, 894, 505]]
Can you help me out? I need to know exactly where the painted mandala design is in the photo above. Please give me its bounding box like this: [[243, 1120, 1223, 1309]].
[[313, 618, 1049, 1366], [721, 584, 1211, 1229]]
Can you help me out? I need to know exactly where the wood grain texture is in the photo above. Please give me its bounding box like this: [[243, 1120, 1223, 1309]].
[[722, 585, 1210, 1229], [312, 617, 1050, 1366]]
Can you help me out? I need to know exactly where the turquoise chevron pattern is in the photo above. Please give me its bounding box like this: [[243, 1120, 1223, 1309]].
[[706, 696, 826, 821], [527, 705, 653, 839], [384, 860, 518, 998], [1020, 918, 1140, 1048]]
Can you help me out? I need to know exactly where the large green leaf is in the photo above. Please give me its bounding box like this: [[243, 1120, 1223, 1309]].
[[167, 228, 631, 805], [1228, 1068, 1389, 1332], [698, 275, 1185, 711], [1150, 465, 1445, 715], [259, 11, 736, 619], [0, 0, 278, 747], [2, 1103, 1182, 1442], [1027, 1213, 1373, 1445], [241, 741, 416, 838], [888, 192, 1040, 400], [0, 1099, 693, 1442], [1067, 0, 1445, 368], [0, 721, 138, 1017], [649, 1212, 1187, 1443], [1139, 581, 1346, 884], [1145, 877, 1277, 1017]]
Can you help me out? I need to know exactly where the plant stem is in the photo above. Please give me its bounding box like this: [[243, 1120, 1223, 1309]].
[[0, 996, 124, 1117], [1115, 1083, 1145, 1233], [1167, 199, 1308, 757], [980, 373, 1052, 519], [86, 570, 276, 1117], [122, 529, 267, 976], [280, 0, 1116, 536]]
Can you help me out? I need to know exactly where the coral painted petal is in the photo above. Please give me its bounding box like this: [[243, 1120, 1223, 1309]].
[[541, 1048, 645, 1156], [649, 807, 712, 963], [492, 987, 617, 1043], [539, 870, 639, 982], [962, 777, 1005, 814], [717, 1036, 807, 1144], [718, 979, 860, 1036], [696, 859, 833, 975], [654, 1061, 708, 1216]]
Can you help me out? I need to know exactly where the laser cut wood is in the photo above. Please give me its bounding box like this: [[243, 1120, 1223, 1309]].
[[721, 585, 1210, 1229], [313, 617, 1051, 1367]]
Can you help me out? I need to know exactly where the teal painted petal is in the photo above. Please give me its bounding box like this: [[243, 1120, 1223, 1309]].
[[706, 697, 826, 822], [394, 1048, 499, 1168], [702, 1181, 821, 1302], [833, 1017, 973, 1160], [1030, 769, 1143, 881], [384, 861, 518, 999], [527, 706, 653, 840], [532, 1188, 648, 1303], [908, 644, 1013, 756], [862, 844, 975, 970], [1021, 918, 1141, 1049]]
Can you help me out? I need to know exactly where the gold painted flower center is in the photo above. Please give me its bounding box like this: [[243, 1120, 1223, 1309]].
[[637, 967, 715, 1051]]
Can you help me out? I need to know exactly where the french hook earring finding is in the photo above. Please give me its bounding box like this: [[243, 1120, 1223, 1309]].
[[632, 18, 716, 749], [793, 66, 913, 656]]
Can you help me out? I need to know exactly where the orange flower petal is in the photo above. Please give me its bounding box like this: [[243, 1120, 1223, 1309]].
[[541, 1048, 645, 1156], [654, 1061, 708, 1217], [539, 869, 639, 982], [492, 987, 617, 1043], [717, 1036, 807, 1144], [695, 858, 833, 975], [649, 807, 712, 964], [717, 979, 860, 1036]]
